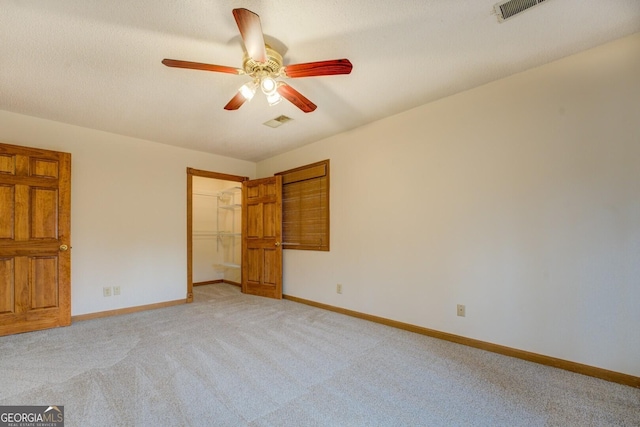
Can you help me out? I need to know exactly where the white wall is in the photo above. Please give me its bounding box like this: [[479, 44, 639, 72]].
[[257, 33, 640, 376], [0, 111, 255, 315]]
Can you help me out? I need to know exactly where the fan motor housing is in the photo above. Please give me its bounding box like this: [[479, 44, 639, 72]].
[[242, 45, 283, 77]]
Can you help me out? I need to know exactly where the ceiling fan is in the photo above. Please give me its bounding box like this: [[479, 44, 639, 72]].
[[162, 8, 353, 113]]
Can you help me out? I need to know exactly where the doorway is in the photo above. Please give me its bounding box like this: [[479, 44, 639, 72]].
[[186, 168, 247, 302]]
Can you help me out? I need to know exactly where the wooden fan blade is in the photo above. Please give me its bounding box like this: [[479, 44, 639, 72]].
[[277, 83, 317, 113], [162, 59, 243, 75], [282, 59, 353, 78], [232, 8, 267, 63], [224, 91, 247, 110]]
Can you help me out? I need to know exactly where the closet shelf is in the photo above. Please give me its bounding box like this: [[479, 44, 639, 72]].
[[215, 263, 240, 269], [192, 191, 218, 198], [192, 231, 218, 236], [219, 186, 241, 195], [218, 204, 241, 210], [192, 231, 240, 236]]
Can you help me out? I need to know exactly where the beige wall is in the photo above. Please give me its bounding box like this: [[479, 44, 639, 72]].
[[0, 111, 255, 315], [257, 33, 640, 376]]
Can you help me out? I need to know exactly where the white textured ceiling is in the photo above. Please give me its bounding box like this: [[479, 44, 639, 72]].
[[1, 1, 639, 161]]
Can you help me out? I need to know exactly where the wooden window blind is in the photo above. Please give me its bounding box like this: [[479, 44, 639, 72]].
[[276, 159, 329, 251]]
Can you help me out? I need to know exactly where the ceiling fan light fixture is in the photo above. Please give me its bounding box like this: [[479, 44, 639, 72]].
[[239, 81, 257, 100], [266, 91, 282, 106], [260, 76, 277, 96]]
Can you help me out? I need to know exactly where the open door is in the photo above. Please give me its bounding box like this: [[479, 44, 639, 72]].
[[0, 143, 71, 336], [241, 176, 282, 299]]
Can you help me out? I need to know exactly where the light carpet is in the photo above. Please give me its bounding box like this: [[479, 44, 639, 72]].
[[1, 283, 638, 426]]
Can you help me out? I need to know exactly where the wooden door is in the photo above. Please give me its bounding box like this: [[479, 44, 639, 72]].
[[0, 143, 71, 336], [242, 176, 282, 299]]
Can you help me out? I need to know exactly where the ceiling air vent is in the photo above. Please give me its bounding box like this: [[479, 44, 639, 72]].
[[494, 0, 548, 22], [263, 115, 293, 128]]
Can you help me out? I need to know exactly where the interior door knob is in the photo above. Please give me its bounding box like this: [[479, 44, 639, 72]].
[[275, 242, 280, 247], [59, 244, 69, 251]]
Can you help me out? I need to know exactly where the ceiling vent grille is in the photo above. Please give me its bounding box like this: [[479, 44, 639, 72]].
[[263, 115, 292, 128], [494, 0, 548, 22]]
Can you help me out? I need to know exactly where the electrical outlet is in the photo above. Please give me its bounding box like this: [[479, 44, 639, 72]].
[[103, 287, 112, 297], [336, 284, 343, 294], [113, 286, 121, 296], [457, 304, 466, 317]]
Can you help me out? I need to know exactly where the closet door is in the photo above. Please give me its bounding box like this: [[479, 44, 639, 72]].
[[0, 143, 71, 336], [241, 176, 282, 299]]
